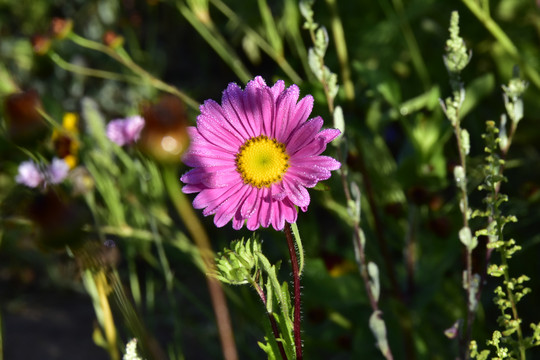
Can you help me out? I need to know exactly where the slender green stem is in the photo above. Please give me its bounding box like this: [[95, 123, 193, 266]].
[[257, 0, 283, 55], [324, 0, 355, 101], [209, 0, 302, 84], [490, 165, 526, 360], [461, 0, 540, 90], [162, 164, 238, 360], [176, 1, 252, 83], [290, 222, 304, 276], [248, 279, 288, 360], [284, 223, 302, 360], [379, 0, 430, 90], [447, 85, 477, 359], [48, 52, 140, 83], [67, 32, 200, 110]]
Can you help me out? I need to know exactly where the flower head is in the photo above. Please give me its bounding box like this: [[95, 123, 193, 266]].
[[181, 76, 341, 231], [15, 158, 70, 188], [16, 160, 44, 188], [47, 158, 70, 184], [106, 115, 145, 146]]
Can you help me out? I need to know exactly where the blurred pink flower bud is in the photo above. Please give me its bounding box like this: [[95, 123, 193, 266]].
[[106, 115, 145, 146]]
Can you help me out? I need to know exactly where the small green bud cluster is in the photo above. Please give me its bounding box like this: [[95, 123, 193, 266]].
[[441, 11, 471, 127], [213, 238, 262, 285], [444, 12, 471, 74], [123, 339, 143, 360], [300, 0, 339, 102]]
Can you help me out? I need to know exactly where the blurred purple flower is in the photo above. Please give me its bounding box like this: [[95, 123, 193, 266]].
[[16, 160, 44, 188], [47, 157, 70, 184], [106, 115, 145, 146], [15, 158, 70, 188]]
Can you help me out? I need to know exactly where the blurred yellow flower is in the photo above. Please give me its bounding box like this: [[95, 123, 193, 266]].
[[52, 112, 80, 169]]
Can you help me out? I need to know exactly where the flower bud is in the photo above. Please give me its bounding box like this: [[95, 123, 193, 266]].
[[30, 35, 51, 55], [103, 30, 124, 48], [51, 18, 73, 39], [139, 95, 189, 163], [4, 89, 47, 145]]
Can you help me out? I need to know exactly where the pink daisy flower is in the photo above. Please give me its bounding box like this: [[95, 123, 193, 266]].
[[181, 76, 341, 231]]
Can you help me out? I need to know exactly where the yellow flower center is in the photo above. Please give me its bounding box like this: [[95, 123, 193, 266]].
[[235, 135, 289, 188]]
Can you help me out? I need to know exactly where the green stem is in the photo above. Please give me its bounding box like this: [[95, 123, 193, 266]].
[[248, 278, 288, 360], [176, 1, 252, 83], [66, 33, 200, 110], [290, 222, 304, 276], [48, 52, 140, 83], [284, 223, 303, 360], [161, 164, 239, 360], [209, 0, 302, 84], [325, 0, 355, 101], [380, 0, 430, 90], [490, 166, 526, 360], [461, 0, 540, 90], [450, 94, 476, 360]]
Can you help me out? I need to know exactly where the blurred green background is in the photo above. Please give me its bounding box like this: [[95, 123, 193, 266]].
[[1, 0, 540, 359]]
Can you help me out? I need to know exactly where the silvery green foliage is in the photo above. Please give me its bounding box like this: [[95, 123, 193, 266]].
[[444, 11, 471, 74], [123, 339, 143, 360], [367, 262, 380, 303], [502, 69, 528, 125], [332, 105, 345, 144], [301, 0, 339, 102], [299, 0, 317, 31], [369, 311, 391, 359], [440, 11, 470, 128], [471, 117, 539, 358]]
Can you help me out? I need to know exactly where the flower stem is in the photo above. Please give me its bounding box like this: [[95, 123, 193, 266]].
[[66, 32, 200, 111], [209, 0, 302, 84], [284, 223, 302, 360], [324, 0, 355, 101], [250, 280, 288, 360], [175, 1, 252, 84], [162, 165, 238, 360], [461, 0, 540, 90]]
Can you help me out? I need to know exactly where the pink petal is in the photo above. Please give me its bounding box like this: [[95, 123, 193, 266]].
[[291, 137, 327, 157], [258, 187, 273, 228], [295, 155, 341, 172], [182, 149, 235, 168], [318, 128, 341, 143], [232, 214, 245, 230], [274, 85, 300, 142], [285, 117, 324, 154], [283, 178, 310, 208], [201, 100, 250, 141], [181, 165, 230, 184], [240, 186, 259, 218], [182, 183, 207, 194], [270, 80, 285, 100], [284, 167, 328, 188], [271, 201, 285, 231], [197, 114, 244, 152], [285, 95, 313, 137], [213, 185, 249, 227], [193, 181, 243, 212], [282, 198, 298, 224], [222, 83, 257, 139], [243, 80, 264, 136]]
